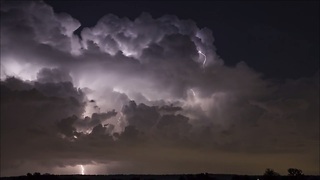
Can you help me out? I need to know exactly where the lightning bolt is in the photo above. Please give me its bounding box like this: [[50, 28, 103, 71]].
[[198, 50, 206, 68], [190, 88, 196, 97], [117, 111, 123, 125], [80, 165, 85, 175]]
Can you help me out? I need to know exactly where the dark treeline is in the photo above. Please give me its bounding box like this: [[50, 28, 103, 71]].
[[0, 169, 319, 180], [1, 174, 319, 180]]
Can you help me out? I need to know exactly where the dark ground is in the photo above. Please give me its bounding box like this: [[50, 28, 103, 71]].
[[1, 174, 319, 180]]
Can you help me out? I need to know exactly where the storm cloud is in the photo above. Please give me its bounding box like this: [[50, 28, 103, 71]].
[[0, 0, 319, 176]]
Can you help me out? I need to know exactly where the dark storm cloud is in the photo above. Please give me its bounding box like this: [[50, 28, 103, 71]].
[[122, 101, 160, 131], [1, 77, 85, 173], [0, 0, 319, 176], [37, 68, 73, 83], [56, 115, 78, 138]]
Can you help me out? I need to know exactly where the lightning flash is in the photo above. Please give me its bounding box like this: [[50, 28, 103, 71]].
[[198, 50, 207, 68], [80, 165, 85, 175], [190, 89, 196, 97]]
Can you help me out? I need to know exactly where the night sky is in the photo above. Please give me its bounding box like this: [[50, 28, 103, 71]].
[[1, 0, 319, 177]]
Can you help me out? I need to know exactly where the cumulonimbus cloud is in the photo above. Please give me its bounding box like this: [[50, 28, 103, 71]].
[[0, 0, 319, 176]]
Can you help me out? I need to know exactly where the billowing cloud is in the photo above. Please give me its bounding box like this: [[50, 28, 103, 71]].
[[0, 0, 319, 176]]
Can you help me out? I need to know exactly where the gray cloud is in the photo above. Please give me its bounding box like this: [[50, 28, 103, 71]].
[[37, 68, 73, 83]]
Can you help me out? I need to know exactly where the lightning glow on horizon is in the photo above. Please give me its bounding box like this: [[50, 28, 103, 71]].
[[198, 50, 207, 68], [80, 165, 85, 175]]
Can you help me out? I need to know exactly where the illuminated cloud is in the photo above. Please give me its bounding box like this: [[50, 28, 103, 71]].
[[0, 0, 319, 176]]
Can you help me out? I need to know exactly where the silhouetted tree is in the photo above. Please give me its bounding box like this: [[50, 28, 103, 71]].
[[263, 168, 280, 180], [288, 168, 303, 176], [33, 172, 41, 176], [264, 168, 280, 176]]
